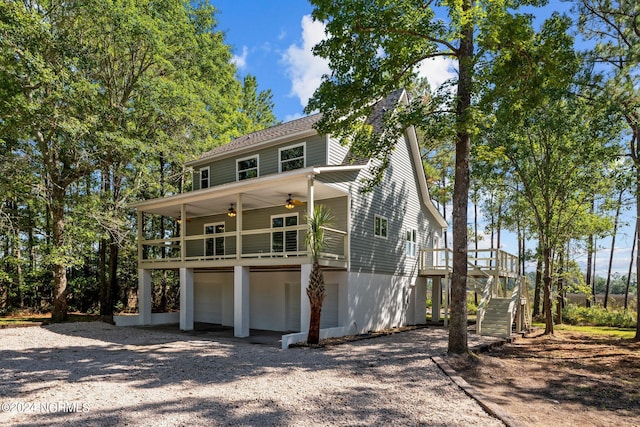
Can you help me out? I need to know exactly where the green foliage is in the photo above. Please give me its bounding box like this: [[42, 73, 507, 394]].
[[562, 304, 637, 329], [0, 0, 275, 315], [305, 204, 335, 261], [466, 296, 478, 315]]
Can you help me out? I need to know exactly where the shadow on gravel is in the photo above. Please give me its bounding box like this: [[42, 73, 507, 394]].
[[1, 322, 504, 426]]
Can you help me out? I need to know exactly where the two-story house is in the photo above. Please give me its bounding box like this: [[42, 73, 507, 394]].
[[122, 89, 448, 345]]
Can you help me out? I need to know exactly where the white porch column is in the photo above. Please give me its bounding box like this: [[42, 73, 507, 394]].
[[234, 265, 250, 337], [300, 264, 312, 332], [179, 268, 194, 330], [236, 193, 242, 260], [307, 174, 315, 219], [137, 210, 143, 267], [138, 269, 152, 325], [414, 276, 427, 325], [432, 276, 441, 323], [180, 204, 186, 261]]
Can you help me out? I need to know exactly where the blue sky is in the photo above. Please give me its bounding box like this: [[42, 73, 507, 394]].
[[211, 0, 635, 279]]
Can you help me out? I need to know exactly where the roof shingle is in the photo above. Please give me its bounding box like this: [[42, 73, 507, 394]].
[[190, 89, 405, 164]]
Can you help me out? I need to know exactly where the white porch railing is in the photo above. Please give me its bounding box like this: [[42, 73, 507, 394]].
[[140, 225, 347, 266], [418, 248, 519, 277]]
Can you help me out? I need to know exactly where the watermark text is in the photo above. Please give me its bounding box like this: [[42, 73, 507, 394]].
[[1, 401, 89, 414]]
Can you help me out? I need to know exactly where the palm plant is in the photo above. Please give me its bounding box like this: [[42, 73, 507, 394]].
[[305, 204, 334, 344]]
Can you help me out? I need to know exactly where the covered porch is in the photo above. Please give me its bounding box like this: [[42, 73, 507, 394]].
[[132, 168, 350, 270], [127, 169, 352, 339]]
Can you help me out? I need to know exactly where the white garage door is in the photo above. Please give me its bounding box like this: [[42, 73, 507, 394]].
[[285, 283, 301, 332], [194, 275, 222, 324], [320, 283, 338, 329]]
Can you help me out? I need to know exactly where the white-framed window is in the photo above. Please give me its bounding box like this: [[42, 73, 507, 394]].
[[199, 166, 210, 189], [279, 142, 305, 172], [204, 222, 225, 257], [406, 227, 417, 257], [271, 213, 298, 253], [237, 155, 259, 181], [374, 215, 388, 239]]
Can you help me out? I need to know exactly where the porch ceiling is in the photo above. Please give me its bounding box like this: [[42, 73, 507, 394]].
[[135, 171, 346, 219]]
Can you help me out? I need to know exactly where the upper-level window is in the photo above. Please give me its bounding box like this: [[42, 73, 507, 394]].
[[237, 155, 258, 181], [204, 222, 225, 257], [271, 213, 298, 253], [199, 166, 210, 189], [406, 227, 417, 257], [374, 215, 388, 239], [279, 143, 305, 172]]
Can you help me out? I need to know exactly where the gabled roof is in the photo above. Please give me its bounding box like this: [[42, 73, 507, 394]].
[[187, 90, 407, 167], [366, 88, 405, 132], [183, 89, 447, 229], [187, 114, 322, 166]]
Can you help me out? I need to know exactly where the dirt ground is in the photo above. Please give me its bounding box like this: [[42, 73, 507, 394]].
[[446, 329, 640, 427]]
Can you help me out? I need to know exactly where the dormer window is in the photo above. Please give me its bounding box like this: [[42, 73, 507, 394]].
[[279, 143, 305, 172], [237, 155, 258, 181], [199, 167, 210, 189]]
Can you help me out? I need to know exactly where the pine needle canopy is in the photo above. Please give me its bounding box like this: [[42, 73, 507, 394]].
[[305, 204, 334, 261]]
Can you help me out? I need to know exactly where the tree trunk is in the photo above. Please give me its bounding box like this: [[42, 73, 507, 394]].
[[591, 236, 598, 306], [50, 188, 68, 322], [11, 202, 23, 308], [635, 172, 640, 341], [586, 198, 595, 307], [306, 262, 325, 344], [104, 238, 119, 323], [99, 169, 110, 318], [533, 248, 542, 317], [99, 238, 108, 315], [625, 220, 636, 310], [448, 0, 473, 355], [556, 252, 564, 324], [542, 246, 554, 335], [604, 188, 624, 309], [586, 232, 593, 308]]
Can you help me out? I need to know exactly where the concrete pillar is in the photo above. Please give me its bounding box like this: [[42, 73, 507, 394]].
[[414, 276, 427, 325], [179, 268, 194, 331], [234, 266, 250, 337], [432, 276, 441, 322], [138, 269, 152, 325], [300, 264, 312, 332], [443, 275, 449, 328]]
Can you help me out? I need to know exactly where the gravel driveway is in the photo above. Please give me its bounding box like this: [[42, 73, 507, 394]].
[[1, 322, 504, 426]]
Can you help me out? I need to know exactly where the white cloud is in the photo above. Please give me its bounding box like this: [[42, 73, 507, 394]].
[[232, 46, 249, 69], [416, 56, 457, 91], [281, 15, 330, 109]]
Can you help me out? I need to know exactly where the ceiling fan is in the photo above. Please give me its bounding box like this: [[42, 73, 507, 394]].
[[285, 194, 305, 209]]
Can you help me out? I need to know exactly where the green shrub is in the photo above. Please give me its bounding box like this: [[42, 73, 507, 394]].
[[467, 298, 478, 315], [562, 304, 637, 328]]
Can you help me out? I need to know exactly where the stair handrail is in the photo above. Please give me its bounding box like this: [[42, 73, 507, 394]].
[[506, 280, 521, 336], [517, 276, 532, 332], [475, 276, 493, 335]]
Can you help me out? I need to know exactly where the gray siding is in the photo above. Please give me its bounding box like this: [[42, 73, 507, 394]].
[[319, 132, 438, 276], [185, 214, 237, 259], [327, 136, 350, 165], [192, 134, 327, 190]]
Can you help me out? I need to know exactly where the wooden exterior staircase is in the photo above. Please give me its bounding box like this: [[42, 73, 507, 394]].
[[477, 276, 531, 338], [419, 248, 531, 338], [478, 298, 513, 337]]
